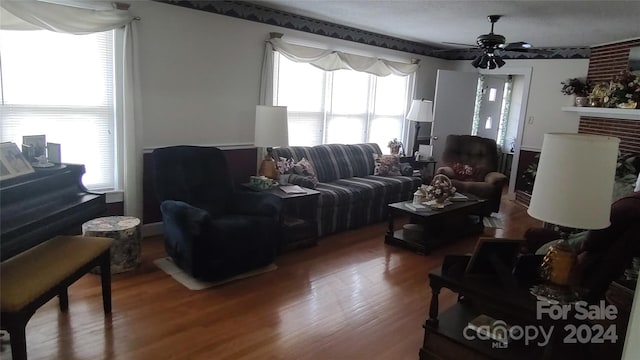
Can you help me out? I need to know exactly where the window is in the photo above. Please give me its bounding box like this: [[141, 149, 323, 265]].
[[274, 54, 411, 150], [0, 29, 117, 190], [488, 88, 497, 101]]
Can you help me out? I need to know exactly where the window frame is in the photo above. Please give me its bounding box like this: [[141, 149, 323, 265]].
[[0, 28, 122, 192], [273, 52, 414, 151]]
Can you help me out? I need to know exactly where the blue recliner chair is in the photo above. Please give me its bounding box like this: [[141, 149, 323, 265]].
[[152, 146, 282, 281]]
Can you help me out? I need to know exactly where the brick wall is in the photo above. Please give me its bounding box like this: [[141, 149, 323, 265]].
[[587, 39, 640, 83], [579, 38, 640, 154], [579, 118, 640, 153]]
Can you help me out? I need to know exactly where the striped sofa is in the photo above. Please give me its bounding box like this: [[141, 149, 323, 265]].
[[273, 143, 421, 237]]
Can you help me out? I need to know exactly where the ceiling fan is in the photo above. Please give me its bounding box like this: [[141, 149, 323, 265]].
[[444, 15, 545, 69]]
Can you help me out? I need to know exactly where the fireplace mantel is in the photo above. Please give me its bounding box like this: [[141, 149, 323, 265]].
[[562, 106, 640, 121]]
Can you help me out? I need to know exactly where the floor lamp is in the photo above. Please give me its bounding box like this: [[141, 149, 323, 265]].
[[406, 99, 434, 156], [528, 133, 619, 290], [254, 105, 289, 180]]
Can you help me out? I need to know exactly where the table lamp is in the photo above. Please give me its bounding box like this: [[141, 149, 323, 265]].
[[254, 105, 289, 180], [527, 133, 619, 286], [406, 99, 434, 156]]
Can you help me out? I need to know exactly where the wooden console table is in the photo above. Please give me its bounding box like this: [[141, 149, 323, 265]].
[[421, 256, 625, 360]]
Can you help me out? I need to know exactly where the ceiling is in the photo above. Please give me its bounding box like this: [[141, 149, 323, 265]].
[[258, 0, 640, 50]]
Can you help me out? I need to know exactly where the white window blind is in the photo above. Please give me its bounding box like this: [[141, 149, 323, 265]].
[[0, 29, 116, 190], [274, 53, 410, 151]]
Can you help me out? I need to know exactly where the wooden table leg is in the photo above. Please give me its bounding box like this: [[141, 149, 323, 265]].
[[427, 282, 441, 327], [384, 209, 395, 243]]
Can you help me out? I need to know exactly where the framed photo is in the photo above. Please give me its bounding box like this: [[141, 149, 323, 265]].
[[22, 134, 46, 162], [418, 144, 432, 159], [465, 237, 523, 277], [0, 142, 35, 180], [47, 142, 61, 163]]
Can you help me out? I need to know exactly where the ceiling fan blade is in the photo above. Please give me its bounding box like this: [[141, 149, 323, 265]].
[[499, 48, 554, 55], [442, 41, 478, 48], [498, 41, 553, 55], [500, 41, 532, 51]]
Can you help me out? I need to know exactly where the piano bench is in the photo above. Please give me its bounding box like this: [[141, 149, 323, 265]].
[[0, 235, 114, 360]]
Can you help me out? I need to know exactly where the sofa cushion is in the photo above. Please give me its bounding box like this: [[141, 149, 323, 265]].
[[315, 182, 365, 207], [345, 143, 380, 177], [311, 144, 356, 182]]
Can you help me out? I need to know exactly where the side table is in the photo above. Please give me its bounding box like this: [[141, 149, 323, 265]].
[[242, 184, 320, 252], [82, 216, 141, 274], [400, 157, 437, 183], [421, 256, 623, 360]]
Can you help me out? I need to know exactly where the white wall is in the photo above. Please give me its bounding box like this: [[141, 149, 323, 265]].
[[504, 75, 525, 152], [128, 1, 449, 150], [451, 58, 590, 150]]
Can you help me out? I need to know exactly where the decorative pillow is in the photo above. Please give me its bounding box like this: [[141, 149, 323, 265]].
[[293, 158, 319, 186], [287, 174, 317, 189], [373, 154, 401, 176], [276, 157, 295, 175], [451, 162, 481, 181]]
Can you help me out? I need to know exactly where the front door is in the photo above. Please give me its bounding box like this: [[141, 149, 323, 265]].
[[431, 70, 479, 163]]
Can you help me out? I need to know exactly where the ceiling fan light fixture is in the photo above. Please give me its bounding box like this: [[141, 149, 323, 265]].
[[471, 53, 505, 69], [471, 55, 482, 68]]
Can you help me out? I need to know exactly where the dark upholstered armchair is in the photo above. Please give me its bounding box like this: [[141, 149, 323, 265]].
[[436, 135, 507, 214], [152, 146, 282, 281]]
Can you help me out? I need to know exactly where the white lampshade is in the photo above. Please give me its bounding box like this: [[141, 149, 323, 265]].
[[406, 99, 434, 123], [527, 133, 620, 230], [254, 105, 289, 147]]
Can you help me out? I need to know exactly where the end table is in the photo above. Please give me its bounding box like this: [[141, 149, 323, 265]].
[[82, 216, 141, 274], [242, 184, 320, 253]]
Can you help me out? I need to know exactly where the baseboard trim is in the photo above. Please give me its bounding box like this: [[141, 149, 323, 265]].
[[143, 222, 163, 238]]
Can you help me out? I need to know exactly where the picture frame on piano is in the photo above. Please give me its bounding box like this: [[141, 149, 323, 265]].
[[0, 142, 35, 180], [22, 134, 46, 162]]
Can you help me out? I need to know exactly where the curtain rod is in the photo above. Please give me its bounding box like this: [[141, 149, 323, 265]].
[[112, 2, 141, 21]]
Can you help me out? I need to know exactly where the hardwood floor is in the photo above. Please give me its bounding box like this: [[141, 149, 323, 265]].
[[1, 194, 540, 360]]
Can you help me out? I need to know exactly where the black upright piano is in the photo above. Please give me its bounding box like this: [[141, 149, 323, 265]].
[[0, 164, 107, 261]]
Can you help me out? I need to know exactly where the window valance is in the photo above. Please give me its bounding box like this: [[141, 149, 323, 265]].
[[0, 0, 135, 34], [268, 37, 419, 77]]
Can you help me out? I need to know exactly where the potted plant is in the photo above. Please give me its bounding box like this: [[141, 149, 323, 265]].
[[561, 78, 591, 106], [387, 138, 403, 155]]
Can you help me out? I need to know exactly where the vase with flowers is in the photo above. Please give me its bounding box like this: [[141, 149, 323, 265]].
[[603, 70, 640, 109], [561, 78, 591, 106], [387, 138, 403, 156]]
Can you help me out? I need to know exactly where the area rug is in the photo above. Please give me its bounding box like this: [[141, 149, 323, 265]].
[[153, 257, 277, 290], [483, 213, 504, 229]]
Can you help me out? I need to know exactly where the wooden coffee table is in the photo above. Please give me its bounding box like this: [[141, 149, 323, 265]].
[[385, 194, 486, 254]]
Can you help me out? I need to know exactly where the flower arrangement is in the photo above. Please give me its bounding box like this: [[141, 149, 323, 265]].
[[603, 70, 640, 108], [560, 78, 590, 97], [387, 138, 403, 155], [420, 174, 456, 204]]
